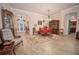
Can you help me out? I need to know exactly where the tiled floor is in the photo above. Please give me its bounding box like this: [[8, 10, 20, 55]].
[[15, 33, 79, 55]]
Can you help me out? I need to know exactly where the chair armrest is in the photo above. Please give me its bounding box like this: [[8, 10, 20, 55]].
[[14, 36, 21, 38], [3, 41, 14, 46]]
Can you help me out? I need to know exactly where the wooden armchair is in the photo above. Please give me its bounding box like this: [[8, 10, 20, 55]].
[[0, 37, 15, 55], [0, 29, 23, 47]]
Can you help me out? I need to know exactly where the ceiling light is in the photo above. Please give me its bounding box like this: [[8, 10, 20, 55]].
[[47, 10, 51, 21]]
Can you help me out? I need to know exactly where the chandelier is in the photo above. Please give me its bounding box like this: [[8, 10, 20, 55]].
[[47, 10, 51, 21]]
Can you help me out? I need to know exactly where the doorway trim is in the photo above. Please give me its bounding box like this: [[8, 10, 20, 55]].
[[64, 12, 77, 35]]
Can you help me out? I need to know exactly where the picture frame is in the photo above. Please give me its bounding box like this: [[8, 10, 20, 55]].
[[38, 20, 42, 25]]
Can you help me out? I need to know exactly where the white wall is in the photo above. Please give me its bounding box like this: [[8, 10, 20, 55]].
[[9, 8, 47, 35], [51, 5, 79, 35], [50, 12, 63, 30], [0, 3, 11, 29], [62, 5, 79, 35], [1, 4, 79, 35], [76, 12, 79, 32], [0, 4, 47, 35]]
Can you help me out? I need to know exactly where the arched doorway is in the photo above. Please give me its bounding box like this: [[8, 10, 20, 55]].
[[64, 12, 77, 35], [17, 16, 25, 32], [69, 16, 77, 34]]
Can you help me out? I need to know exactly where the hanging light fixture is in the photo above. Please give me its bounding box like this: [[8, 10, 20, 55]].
[[47, 10, 51, 21]]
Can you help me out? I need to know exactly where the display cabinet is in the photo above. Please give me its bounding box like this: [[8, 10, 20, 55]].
[[49, 20, 59, 34]]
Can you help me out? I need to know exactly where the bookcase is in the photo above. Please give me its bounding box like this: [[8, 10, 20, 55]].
[[49, 20, 59, 34]]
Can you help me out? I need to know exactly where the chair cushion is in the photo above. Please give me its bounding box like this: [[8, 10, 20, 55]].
[[2, 29, 14, 40], [12, 38, 23, 46], [1, 29, 23, 46]]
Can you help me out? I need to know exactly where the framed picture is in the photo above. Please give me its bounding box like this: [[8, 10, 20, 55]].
[[34, 24, 37, 27], [38, 20, 42, 25]]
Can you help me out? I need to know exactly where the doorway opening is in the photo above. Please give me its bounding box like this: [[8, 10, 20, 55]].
[[69, 20, 77, 34], [17, 16, 25, 32]]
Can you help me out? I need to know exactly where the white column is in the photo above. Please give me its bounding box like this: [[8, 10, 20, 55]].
[[0, 6, 2, 29], [76, 13, 79, 32], [29, 17, 33, 35], [64, 19, 69, 35]]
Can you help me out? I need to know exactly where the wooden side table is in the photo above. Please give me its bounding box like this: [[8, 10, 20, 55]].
[[60, 29, 64, 35], [76, 32, 79, 40]]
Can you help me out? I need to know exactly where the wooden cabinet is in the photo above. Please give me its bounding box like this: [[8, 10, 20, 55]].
[[1, 9, 15, 37], [49, 20, 59, 34]]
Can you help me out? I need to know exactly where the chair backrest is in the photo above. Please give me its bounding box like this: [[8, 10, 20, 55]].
[[0, 38, 2, 43], [1, 29, 14, 41]]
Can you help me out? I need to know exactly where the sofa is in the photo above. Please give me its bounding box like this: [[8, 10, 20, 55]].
[[38, 26, 50, 36]]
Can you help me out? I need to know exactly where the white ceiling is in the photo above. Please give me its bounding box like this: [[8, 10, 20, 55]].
[[9, 3, 79, 15]]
